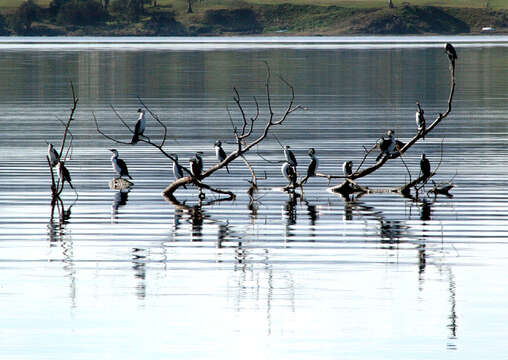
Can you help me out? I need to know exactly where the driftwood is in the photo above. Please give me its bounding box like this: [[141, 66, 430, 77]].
[[326, 45, 457, 198], [94, 64, 302, 202], [46, 82, 78, 223]]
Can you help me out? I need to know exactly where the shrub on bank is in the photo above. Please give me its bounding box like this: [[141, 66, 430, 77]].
[[57, 0, 107, 25]]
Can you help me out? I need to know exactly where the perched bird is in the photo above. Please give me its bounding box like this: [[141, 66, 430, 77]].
[[48, 143, 59, 167], [420, 153, 431, 178], [302, 148, 319, 184], [376, 129, 396, 161], [281, 161, 297, 188], [131, 108, 146, 144], [57, 161, 74, 190], [190, 151, 204, 178], [342, 160, 353, 177], [283, 145, 298, 168], [416, 102, 426, 139], [445, 43, 457, 64], [214, 140, 229, 174], [171, 153, 184, 180], [170, 153, 187, 189], [109, 149, 133, 179]]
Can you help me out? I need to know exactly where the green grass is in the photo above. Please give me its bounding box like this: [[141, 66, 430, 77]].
[[2, 0, 507, 12]]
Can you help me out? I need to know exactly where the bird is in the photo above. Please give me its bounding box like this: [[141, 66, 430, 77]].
[[131, 108, 146, 144], [376, 129, 396, 161], [416, 102, 426, 139], [170, 153, 187, 189], [302, 148, 319, 184], [109, 149, 133, 179], [57, 161, 74, 190], [190, 151, 204, 178], [420, 153, 431, 178], [281, 161, 297, 188], [445, 43, 457, 64], [283, 145, 298, 168], [171, 153, 184, 180], [48, 143, 59, 167], [214, 140, 229, 174], [342, 160, 353, 177]]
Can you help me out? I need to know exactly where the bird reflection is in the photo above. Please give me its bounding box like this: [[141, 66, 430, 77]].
[[217, 220, 229, 249], [282, 194, 298, 241], [190, 205, 204, 242], [131, 247, 147, 300], [111, 189, 130, 223], [378, 219, 406, 244], [420, 198, 432, 221]]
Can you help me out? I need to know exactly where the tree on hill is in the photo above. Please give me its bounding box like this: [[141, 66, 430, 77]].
[[11, 0, 40, 34]]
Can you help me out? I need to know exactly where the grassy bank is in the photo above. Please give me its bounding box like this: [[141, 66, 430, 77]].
[[0, 0, 507, 36]]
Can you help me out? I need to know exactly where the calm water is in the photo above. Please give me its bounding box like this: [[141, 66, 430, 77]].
[[1, 36, 508, 359]]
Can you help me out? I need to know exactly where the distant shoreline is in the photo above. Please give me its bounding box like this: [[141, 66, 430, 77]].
[[1, 4, 507, 37]]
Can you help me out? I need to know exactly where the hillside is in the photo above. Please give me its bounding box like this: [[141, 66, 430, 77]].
[[0, 0, 506, 36]]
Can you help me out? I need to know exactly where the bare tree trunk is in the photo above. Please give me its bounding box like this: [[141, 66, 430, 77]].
[[187, 0, 193, 13]]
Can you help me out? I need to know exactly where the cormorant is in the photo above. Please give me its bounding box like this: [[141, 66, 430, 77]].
[[416, 102, 426, 139], [342, 160, 353, 177], [283, 145, 298, 168], [302, 148, 319, 184], [57, 161, 74, 190], [281, 161, 297, 188], [214, 140, 229, 174], [109, 149, 133, 179], [131, 108, 146, 144], [190, 151, 204, 178], [48, 143, 59, 167], [445, 43, 457, 64], [170, 153, 187, 189], [376, 129, 396, 161], [420, 153, 431, 178]]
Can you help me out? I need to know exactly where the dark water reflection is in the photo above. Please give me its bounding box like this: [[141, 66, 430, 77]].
[[0, 38, 508, 358]]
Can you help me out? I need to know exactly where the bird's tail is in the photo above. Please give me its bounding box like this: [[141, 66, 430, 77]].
[[226, 165, 230, 174], [131, 133, 139, 144]]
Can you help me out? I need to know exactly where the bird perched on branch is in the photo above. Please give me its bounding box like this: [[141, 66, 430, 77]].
[[302, 148, 319, 184], [376, 129, 396, 161], [283, 145, 298, 168], [110, 149, 132, 179], [420, 153, 431, 178], [342, 160, 353, 177], [445, 43, 457, 65], [190, 151, 204, 178], [48, 143, 59, 167], [214, 140, 229, 174], [57, 161, 74, 190], [131, 108, 146, 144], [170, 153, 187, 189], [281, 161, 297, 188], [416, 102, 426, 139]]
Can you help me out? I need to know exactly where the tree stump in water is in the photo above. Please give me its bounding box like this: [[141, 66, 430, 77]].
[[109, 178, 134, 191]]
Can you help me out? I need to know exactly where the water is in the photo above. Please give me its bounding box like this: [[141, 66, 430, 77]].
[[1, 36, 508, 359]]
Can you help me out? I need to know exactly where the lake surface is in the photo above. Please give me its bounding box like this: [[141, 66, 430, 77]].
[[1, 36, 508, 359]]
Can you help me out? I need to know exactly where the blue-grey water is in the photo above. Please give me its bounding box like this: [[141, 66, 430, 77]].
[[1, 36, 508, 359]]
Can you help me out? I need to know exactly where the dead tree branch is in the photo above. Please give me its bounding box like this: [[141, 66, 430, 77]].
[[329, 45, 457, 196]]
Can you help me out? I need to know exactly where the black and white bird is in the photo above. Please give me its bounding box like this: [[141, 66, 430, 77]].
[[48, 143, 59, 167], [420, 153, 431, 178], [416, 102, 426, 139], [170, 153, 187, 189], [57, 161, 74, 190], [131, 108, 146, 144], [109, 149, 133, 179], [171, 153, 185, 180], [302, 148, 319, 184], [281, 161, 297, 187], [214, 140, 229, 174], [376, 129, 396, 161], [190, 151, 204, 178], [445, 43, 457, 64], [283, 145, 298, 168], [342, 160, 353, 177]]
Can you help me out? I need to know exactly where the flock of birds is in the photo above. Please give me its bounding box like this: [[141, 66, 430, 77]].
[[47, 43, 457, 193]]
